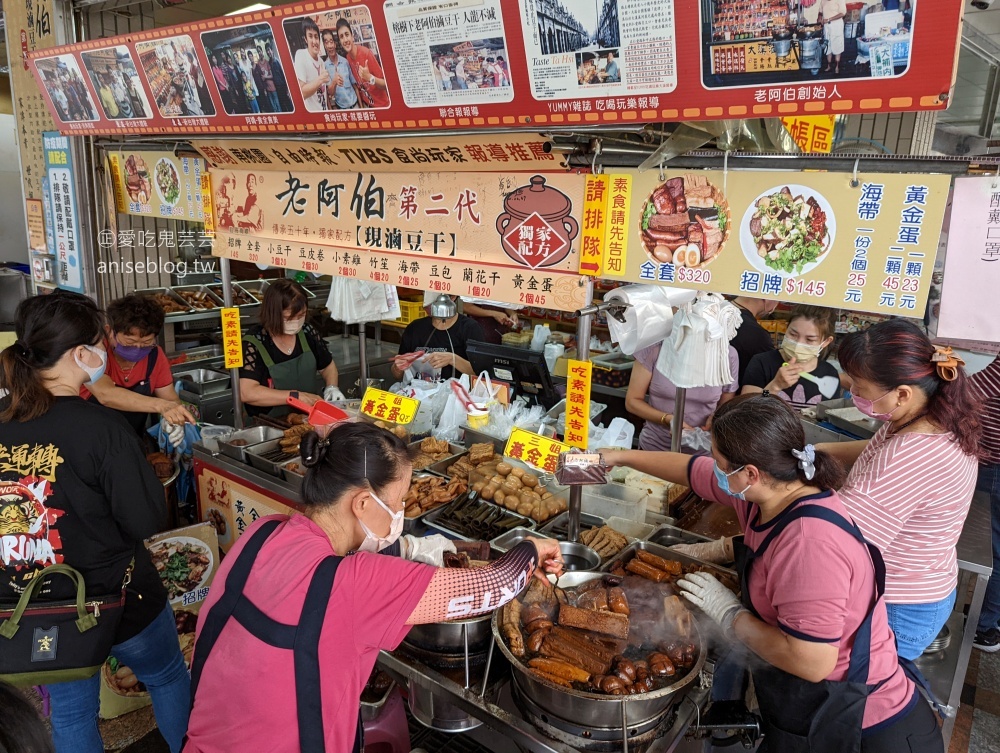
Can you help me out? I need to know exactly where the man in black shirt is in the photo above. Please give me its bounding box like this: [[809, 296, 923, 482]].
[[392, 295, 485, 381], [729, 296, 778, 387]]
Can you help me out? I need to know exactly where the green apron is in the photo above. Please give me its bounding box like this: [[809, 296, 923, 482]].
[[244, 330, 325, 418]]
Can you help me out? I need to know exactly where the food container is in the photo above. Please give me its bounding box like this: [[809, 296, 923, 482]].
[[590, 353, 633, 389], [428, 451, 469, 478], [237, 280, 270, 301], [171, 284, 224, 310], [407, 441, 465, 472], [134, 287, 193, 316], [559, 541, 600, 572], [360, 680, 395, 722], [281, 458, 305, 491], [544, 398, 607, 424], [168, 345, 224, 372], [422, 501, 535, 542], [581, 483, 649, 524], [218, 426, 284, 462], [602, 540, 738, 590], [496, 175, 579, 268], [247, 440, 298, 476], [490, 526, 555, 553], [606, 516, 655, 541], [176, 368, 231, 396], [538, 511, 605, 539], [460, 426, 507, 454], [208, 283, 259, 307], [647, 524, 714, 548], [403, 612, 494, 655]]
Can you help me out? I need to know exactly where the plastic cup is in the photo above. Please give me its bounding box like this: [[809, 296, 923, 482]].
[[466, 408, 489, 429]]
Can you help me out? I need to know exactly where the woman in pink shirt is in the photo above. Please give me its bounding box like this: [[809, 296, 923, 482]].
[[821, 320, 981, 660], [183, 423, 562, 753], [603, 396, 942, 753]]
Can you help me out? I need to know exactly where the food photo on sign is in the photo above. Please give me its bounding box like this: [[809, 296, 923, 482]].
[[135, 35, 217, 119], [79, 46, 153, 121], [34, 54, 99, 123], [201, 23, 295, 116], [282, 7, 390, 111]]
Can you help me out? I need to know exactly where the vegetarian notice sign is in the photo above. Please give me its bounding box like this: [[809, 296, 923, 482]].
[[619, 169, 951, 316]]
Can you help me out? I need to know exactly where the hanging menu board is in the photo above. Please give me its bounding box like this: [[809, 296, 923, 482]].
[[26, 1, 962, 137], [107, 151, 207, 220]]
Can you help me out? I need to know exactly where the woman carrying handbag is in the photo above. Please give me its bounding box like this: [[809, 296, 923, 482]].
[[0, 291, 190, 753]]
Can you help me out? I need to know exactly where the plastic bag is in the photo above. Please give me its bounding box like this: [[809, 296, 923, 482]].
[[470, 371, 501, 407], [434, 376, 472, 444], [531, 324, 550, 352], [681, 428, 713, 453], [599, 417, 635, 450]]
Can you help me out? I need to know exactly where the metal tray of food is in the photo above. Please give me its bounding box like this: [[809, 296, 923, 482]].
[[237, 280, 270, 301], [460, 426, 507, 454], [208, 283, 259, 307], [647, 524, 714, 548], [176, 368, 231, 396], [489, 526, 554, 553], [537, 511, 605, 539], [602, 540, 738, 590], [171, 284, 224, 310], [422, 500, 535, 542], [168, 345, 224, 372], [247, 439, 299, 476], [407, 441, 466, 472], [427, 450, 470, 478], [219, 426, 284, 462], [134, 287, 193, 316], [281, 457, 305, 491]]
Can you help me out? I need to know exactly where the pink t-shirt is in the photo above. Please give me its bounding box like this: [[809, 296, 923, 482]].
[[839, 425, 977, 604], [688, 457, 914, 728], [184, 515, 435, 753]]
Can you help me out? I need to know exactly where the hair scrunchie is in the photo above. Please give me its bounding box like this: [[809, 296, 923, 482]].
[[791, 444, 816, 481]]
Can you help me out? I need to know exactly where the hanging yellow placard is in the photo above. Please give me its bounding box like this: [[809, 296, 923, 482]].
[[221, 308, 243, 369], [564, 360, 592, 450], [781, 115, 836, 154]]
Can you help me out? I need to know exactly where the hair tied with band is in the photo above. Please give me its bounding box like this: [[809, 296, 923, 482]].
[[931, 345, 965, 382], [791, 444, 816, 481], [13, 341, 31, 360]]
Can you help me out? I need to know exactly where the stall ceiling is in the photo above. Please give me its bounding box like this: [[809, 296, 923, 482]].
[[939, 6, 1000, 134]]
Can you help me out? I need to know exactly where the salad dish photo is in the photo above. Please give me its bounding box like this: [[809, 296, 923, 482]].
[[148, 536, 214, 602], [741, 184, 836, 277], [639, 174, 730, 268], [154, 157, 181, 207]]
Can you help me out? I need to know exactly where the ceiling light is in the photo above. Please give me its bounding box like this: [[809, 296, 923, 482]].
[[226, 3, 271, 15]]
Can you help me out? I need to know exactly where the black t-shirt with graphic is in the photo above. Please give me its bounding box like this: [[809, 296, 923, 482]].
[[742, 349, 840, 410], [0, 396, 168, 642], [398, 315, 485, 380]]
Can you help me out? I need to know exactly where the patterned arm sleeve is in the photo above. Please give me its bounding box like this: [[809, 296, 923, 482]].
[[406, 541, 539, 624]]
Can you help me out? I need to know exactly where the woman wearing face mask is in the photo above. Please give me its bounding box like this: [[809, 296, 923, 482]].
[[601, 396, 942, 753], [240, 279, 344, 418], [741, 304, 840, 409], [81, 295, 191, 444], [816, 320, 981, 659], [390, 293, 485, 381], [183, 422, 562, 753], [0, 292, 191, 753]]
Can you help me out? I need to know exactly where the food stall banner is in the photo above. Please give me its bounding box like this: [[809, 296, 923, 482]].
[[43, 133, 84, 293], [505, 428, 569, 473], [564, 360, 592, 450], [780, 115, 835, 153], [209, 168, 589, 312], [936, 177, 1000, 344], [620, 169, 950, 316], [107, 151, 207, 220], [27, 1, 961, 138], [221, 308, 244, 369], [361, 387, 419, 425], [192, 135, 565, 173]]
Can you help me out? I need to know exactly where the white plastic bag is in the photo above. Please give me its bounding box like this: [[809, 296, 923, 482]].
[[681, 428, 713, 453], [531, 324, 550, 352], [470, 371, 501, 407], [434, 376, 472, 444], [600, 417, 635, 450]]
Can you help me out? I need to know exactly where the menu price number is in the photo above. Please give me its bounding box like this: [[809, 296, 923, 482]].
[[361, 386, 419, 425], [301, 261, 320, 273], [504, 428, 570, 473], [519, 293, 547, 306], [372, 271, 390, 283], [847, 273, 867, 287], [398, 275, 420, 287], [785, 279, 826, 297], [677, 268, 712, 284], [339, 266, 358, 277], [271, 255, 287, 268], [882, 276, 919, 292]]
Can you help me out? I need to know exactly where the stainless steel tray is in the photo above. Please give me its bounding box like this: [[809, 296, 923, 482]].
[[602, 540, 738, 588], [176, 368, 231, 396], [247, 439, 298, 476], [647, 524, 714, 548], [407, 441, 465, 473], [208, 282, 259, 307], [134, 287, 193, 316], [168, 345, 224, 373], [360, 680, 395, 722], [537, 511, 605, 539], [422, 502, 535, 542], [460, 426, 507, 454], [489, 526, 554, 553], [171, 284, 224, 310], [281, 457, 304, 491], [219, 426, 284, 462]]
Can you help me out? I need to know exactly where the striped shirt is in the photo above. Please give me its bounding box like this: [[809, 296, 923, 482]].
[[970, 354, 1000, 465], [840, 425, 977, 604]]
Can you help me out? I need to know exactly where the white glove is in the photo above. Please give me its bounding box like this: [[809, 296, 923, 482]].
[[323, 386, 346, 403], [670, 537, 732, 565], [399, 534, 456, 566], [677, 571, 747, 636], [161, 418, 185, 448]]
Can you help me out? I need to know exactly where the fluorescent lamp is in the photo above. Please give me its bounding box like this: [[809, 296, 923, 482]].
[[226, 3, 271, 15]]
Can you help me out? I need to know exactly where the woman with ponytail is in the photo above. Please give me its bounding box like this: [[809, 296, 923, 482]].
[[0, 292, 190, 753], [820, 319, 981, 660], [602, 395, 942, 753]]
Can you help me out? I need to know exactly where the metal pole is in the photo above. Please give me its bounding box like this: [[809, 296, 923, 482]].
[[568, 278, 595, 543], [980, 64, 1000, 140], [670, 388, 687, 454], [358, 323, 368, 395], [220, 257, 244, 429]]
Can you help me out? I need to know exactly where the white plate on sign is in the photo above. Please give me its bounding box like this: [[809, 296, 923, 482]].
[[740, 184, 837, 279]]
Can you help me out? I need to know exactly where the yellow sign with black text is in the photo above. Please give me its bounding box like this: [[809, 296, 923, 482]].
[[505, 428, 570, 473], [361, 387, 420, 425], [563, 360, 593, 450], [221, 308, 242, 369]]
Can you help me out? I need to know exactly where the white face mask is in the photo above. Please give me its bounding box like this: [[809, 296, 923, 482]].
[[357, 489, 404, 553], [74, 344, 107, 384], [283, 317, 305, 335]]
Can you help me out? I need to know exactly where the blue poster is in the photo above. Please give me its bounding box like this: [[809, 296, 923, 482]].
[[43, 132, 84, 293]]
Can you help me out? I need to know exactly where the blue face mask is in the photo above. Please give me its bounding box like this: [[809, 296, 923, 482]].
[[713, 461, 750, 500]]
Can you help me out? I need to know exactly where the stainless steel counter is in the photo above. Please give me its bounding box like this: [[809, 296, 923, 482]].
[[193, 444, 303, 505]]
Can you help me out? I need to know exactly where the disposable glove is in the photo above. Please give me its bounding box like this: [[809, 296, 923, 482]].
[[161, 418, 186, 448], [323, 386, 346, 403], [399, 534, 457, 566], [670, 537, 732, 564], [677, 571, 747, 636]]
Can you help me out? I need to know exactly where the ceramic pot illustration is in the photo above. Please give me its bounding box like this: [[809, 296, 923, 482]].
[[496, 175, 579, 269]]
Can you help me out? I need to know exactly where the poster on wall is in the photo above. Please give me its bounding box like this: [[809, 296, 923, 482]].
[[43, 133, 85, 293], [618, 169, 950, 316], [107, 150, 206, 220], [27, 1, 963, 137], [210, 168, 589, 311]]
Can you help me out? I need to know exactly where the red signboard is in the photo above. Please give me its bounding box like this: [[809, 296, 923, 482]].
[[28, 0, 962, 137]]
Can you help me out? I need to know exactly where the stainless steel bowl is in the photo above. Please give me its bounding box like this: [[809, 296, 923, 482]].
[[559, 541, 600, 572], [490, 573, 706, 728], [403, 613, 494, 655]]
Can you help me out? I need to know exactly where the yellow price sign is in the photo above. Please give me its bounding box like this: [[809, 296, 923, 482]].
[[504, 428, 570, 473], [564, 360, 592, 450], [361, 387, 420, 425], [221, 308, 243, 369]]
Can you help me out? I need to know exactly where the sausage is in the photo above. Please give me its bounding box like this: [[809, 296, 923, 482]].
[[525, 619, 553, 634], [599, 675, 626, 693], [613, 656, 636, 683], [635, 550, 683, 575], [642, 232, 686, 251], [526, 627, 550, 654], [528, 658, 591, 684], [608, 587, 630, 615], [502, 600, 525, 657], [644, 227, 687, 243], [529, 668, 572, 688], [626, 559, 670, 582]]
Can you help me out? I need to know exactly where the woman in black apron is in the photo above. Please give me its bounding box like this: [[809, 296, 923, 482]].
[[602, 395, 943, 753], [239, 279, 344, 419]]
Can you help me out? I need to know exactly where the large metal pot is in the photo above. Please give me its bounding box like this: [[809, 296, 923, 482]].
[[490, 573, 706, 729], [402, 613, 493, 655], [799, 36, 824, 72]]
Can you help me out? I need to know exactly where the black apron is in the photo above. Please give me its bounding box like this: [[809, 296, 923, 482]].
[[90, 348, 161, 436], [734, 503, 888, 753], [189, 519, 363, 753], [244, 330, 324, 418]]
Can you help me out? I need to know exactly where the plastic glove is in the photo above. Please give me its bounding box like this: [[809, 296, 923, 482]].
[[399, 534, 456, 566], [161, 418, 185, 448], [677, 571, 747, 636], [323, 386, 346, 403], [670, 537, 732, 565]]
